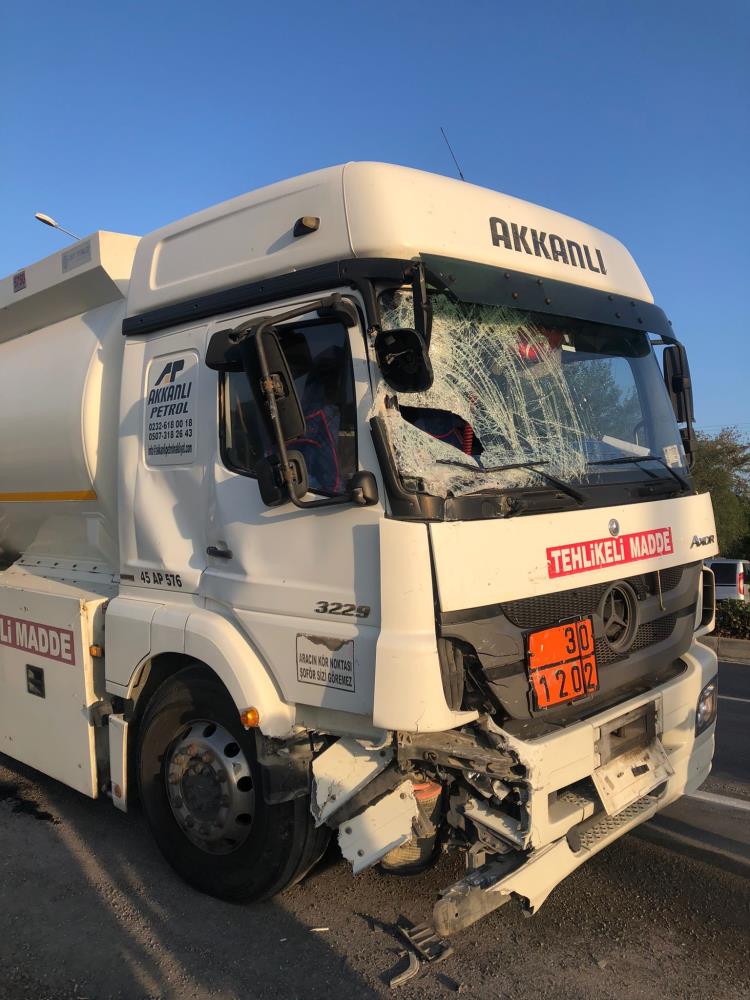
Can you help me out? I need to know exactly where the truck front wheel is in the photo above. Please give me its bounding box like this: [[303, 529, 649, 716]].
[[137, 664, 326, 901]]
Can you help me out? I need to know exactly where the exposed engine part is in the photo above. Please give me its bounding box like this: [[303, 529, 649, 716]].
[[463, 796, 525, 849], [396, 727, 521, 779], [311, 728, 530, 882], [381, 780, 442, 873], [462, 770, 511, 803], [472, 825, 514, 863]]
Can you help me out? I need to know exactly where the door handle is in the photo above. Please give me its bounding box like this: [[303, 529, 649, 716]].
[[206, 545, 233, 560]]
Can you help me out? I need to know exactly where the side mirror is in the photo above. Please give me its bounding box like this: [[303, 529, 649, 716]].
[[374, 328, 433, 393], [663, 343, 694, 424], [239, 329, 306, 442], [662, 343, 696, 467], [348, 470, 379, 506], [256, 450, 309, 507]]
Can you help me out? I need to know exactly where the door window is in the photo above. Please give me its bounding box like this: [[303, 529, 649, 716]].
[[221, 320, 356, 496]]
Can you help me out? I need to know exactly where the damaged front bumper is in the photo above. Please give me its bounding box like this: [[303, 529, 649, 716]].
[[436, 638, 716, 934], [311, 638, 716, 937]]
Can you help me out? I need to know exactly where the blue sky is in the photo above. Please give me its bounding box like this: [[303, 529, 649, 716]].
[[2, 1, 747, 431]]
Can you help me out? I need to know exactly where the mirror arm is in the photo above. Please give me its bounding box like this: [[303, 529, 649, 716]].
[[406, 261, 433, 346], [252, 316, 313, 510], [230, 293, 344, 345]]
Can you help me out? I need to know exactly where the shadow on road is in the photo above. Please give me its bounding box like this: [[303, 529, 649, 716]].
[[0, 753, 380, 1000]]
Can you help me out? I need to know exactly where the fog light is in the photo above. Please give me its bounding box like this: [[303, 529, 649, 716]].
[[695, 678, 718, 735]]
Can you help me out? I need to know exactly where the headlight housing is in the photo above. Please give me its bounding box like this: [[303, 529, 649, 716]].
[[695, 677, 718, 735]]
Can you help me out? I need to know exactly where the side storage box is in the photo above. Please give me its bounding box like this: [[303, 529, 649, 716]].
[[0, 569, 112, 797]]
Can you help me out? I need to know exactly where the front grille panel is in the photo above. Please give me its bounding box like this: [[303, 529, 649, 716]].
[[594, 614, 678, 665], [439, 561, 698, 722], [501, 565, 687, 630], [503, 583, 611, 629], [658, 565, 685, 592]]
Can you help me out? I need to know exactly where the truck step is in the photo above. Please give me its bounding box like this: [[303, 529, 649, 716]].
[[567, 793, 657, 853]]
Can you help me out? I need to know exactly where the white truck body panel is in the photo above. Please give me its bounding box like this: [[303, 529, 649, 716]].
[[0, 566, 112, 796], [430, 492, 717, 610], [125, 163, 652, 321], [0, 231, 138, 341]]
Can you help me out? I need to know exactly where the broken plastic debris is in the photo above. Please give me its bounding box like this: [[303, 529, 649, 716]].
[[389, 950, 421, 988]]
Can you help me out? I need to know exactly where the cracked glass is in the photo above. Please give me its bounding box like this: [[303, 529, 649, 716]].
[[374, 288, 687, 501]]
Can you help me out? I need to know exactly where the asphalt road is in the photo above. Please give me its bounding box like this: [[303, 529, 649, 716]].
[[637, 659, 750, 875], [0, 662, 748, 1000], [708, 660, 750, 799]]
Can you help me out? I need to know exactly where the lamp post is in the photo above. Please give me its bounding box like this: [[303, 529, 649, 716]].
[[34, 213, 81, 242]]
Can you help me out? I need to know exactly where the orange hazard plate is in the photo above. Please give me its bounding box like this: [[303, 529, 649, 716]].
[[526, 617, 599, 710]]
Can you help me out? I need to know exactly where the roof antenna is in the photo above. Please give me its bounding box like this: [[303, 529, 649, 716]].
[[440, 127, 465, 182]]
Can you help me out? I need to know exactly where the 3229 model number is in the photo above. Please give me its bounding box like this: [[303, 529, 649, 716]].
[[314, 601, 370, 619]]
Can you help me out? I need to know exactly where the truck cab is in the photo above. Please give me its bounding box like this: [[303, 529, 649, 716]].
[[0, 163, 719, 935]]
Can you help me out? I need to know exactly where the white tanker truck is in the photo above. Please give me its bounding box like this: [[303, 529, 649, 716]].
[[0, 163, 719, 939]]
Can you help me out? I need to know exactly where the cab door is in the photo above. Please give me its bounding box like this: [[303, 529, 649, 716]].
[[119, 323, 212, 595], [201, 303, 383, 717]]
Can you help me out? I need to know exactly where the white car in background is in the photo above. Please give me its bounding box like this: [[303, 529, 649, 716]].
[[705, 558, 750, 602]]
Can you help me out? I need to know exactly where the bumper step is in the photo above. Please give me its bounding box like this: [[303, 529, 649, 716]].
[[567, 793, 659, 853]]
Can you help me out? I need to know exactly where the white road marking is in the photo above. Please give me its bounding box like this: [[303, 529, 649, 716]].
[[718, 694, 750, 704], [685, 790, 750, 813]]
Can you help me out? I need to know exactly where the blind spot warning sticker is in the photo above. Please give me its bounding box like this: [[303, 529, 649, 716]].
[[297, 635, 355, 692]]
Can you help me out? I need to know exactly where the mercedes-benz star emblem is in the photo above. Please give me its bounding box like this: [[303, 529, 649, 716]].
[[600, 582, 638, 652], [608, 518, 620, 537]]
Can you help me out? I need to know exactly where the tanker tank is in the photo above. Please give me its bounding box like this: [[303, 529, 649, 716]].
[[0, 232, 139, 568]]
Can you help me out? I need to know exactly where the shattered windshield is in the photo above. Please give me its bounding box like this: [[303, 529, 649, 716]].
[[374, 289, 688, 500]]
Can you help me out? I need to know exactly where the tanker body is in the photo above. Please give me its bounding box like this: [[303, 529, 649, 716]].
[[0, 164, 720, 944], [0, 232, 138, 564]]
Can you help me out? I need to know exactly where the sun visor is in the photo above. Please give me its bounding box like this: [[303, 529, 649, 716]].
[[420, 254, 674, 340]]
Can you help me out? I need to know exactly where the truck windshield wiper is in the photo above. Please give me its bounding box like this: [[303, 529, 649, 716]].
[[587, 454, 691, 492], [437, 458, 585, 504]]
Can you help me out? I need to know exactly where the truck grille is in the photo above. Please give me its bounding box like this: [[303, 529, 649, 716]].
[[500, 565, 687, 630], [594, 614, 678, 665]]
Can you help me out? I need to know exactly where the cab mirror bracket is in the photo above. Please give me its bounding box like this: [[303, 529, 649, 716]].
[[348, 470, 379, 506], [662, 342, 696, 469]]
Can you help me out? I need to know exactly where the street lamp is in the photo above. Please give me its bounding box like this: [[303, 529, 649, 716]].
[[34, 213, 81, 242]]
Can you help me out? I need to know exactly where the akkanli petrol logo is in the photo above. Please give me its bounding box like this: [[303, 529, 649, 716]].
[[547, 527, 673, 579]]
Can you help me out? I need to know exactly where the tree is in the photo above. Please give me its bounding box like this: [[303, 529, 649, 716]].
[[691, 427, 750, 557]]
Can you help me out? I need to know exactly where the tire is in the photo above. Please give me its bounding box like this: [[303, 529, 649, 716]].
[[137, 664, 328, 902]]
